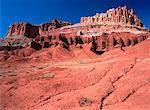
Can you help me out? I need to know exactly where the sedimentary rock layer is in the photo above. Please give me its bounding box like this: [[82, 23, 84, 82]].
[[80, 6, 143, 27], [6, 23, 39, 38]]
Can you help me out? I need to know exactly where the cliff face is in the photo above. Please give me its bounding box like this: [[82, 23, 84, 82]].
[[5, 6, 145, 39], [6, 19, 72, 38], [39, 19, 72, 35], [80, 6, 143, 27], [6, 23, 39, 38], [0, 5, 150, 110], [3, 6, 149, 51]]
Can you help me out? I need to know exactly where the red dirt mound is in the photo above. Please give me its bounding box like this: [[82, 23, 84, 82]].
[[17, 46, 36, 57], [30, 45, 74, 63], [71, 43, 98, 59]]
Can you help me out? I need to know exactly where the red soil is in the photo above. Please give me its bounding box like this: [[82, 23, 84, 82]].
[[0, 38, 150, 110]]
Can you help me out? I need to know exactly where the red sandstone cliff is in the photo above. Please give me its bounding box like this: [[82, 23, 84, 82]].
[[39, 19, 72, 35], [1, 6, 149, 53], [5, 6, 146, 39], [6, 19, 72, 38], [0, 6, 150, 110], [6, 23, 39, 38], [80, 6, 143, 27]]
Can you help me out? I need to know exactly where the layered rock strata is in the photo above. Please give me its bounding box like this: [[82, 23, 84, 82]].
[[80, 6, 143, 27], [6, 23, 39, 38], [6, 19, 72, 38]]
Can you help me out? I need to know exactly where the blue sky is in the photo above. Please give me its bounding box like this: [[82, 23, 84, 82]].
[[0, 0, 150, 37]]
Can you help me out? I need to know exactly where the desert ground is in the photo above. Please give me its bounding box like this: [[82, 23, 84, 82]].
[[0, 37, 150, 110]]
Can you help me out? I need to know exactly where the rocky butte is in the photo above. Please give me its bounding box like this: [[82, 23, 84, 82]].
[[6, 19, 72, 38], [80, 6, 143, 27], [5, 6, 145, 38], [0, 6, 150, 110], [2, 6, 149, 52], [6, 23, 39, 38]]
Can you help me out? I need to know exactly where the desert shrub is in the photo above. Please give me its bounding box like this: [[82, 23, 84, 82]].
[[119, 38, 125, 47], [126, 39, 131, 46], [76, 44, 83, 49], [102, 33, 108, 37], [5, 46, 11, 51], [90, 36, 97, 52], [54, 42, 59, 47], [59, 34, 63, 41], [48, 36, 52, 42], [59, 34, 69, 45], [63, 37, 69, 45], [95, 36, 98, 40], [39, 73, 54, 79], [112, 37, 118, 47], [31, 41, 42, 50], [80, 31, 84, 35], [62, 43, 69, 50], [88, 38, 92, 44], [78, 97, 94, 107], [75, 36, 79, 45], [34, 72, 54, 80], [75, 36, 83, 45], [132, 38, 138, 46], [79, 60, 85, 64], [41, 36, 45, 43], [78, 37, 84, 44], [43, 41, 51, 48], [70, 37, 74, 45]]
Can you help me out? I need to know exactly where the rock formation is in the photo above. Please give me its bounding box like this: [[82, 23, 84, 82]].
[[39, 19, 72, 31], [0, 35, 150, 110], [6, 19, 72, 38], [6, 23, 39, 38], [5, 6, 145, 40], [2, 6, 149, 53], [39, 19, 72, 35], [80, 6, 143, 27], [0, 5, 150, 110]]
